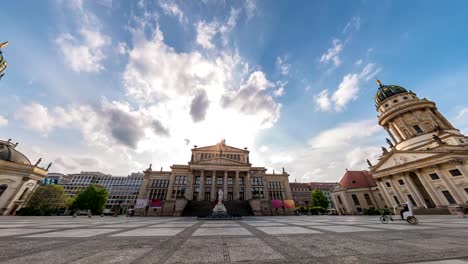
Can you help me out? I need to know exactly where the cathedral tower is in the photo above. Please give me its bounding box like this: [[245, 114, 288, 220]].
[[370, 80, 468, 213]]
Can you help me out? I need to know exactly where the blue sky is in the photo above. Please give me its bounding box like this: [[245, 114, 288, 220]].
[[1, 0, 467, 181]]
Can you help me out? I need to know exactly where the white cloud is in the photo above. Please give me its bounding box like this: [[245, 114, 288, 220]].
[[345, 146, 380, 169], [313, 89, 331, 111], [244, 0, 257, 20], [313, 63, 381, 111], [15, 103, 57, 135], [117, 42, 128, 54], [320, 39, 343, 67], [159, 1, 186, 24], [309, 119, 381, 149], [196, 21, 218, 49], [331, 73, 360, 110], [275, 56, 291, 76], [456, 107, 468, 120], [255, 119, 384, 182], [343, 16, 361, 33], [0, 115, 8, 127], [355, 59, 363, 65], [195, 8, 240, 49], [55, 1, 111, 73]]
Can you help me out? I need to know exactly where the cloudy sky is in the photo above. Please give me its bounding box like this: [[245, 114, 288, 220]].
[[1, 0, 467, 181]]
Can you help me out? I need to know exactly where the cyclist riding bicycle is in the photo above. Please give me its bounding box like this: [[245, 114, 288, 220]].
[[381, 207, 393, 220]]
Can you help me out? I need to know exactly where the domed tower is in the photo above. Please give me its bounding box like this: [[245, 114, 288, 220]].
[[374, 80, 460, 151], [0, 139, 49, 215], [370, 81, 468, 212]]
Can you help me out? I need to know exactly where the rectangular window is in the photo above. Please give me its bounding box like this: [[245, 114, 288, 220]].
[[217, 177, 223, 185], [378, 193, 384, 201], [239, 177, 244, 185], [205, 176, 212, 185], [227, 177, 233, 185], [398, 179, 405, 185], [352, 195, 360, 206], [337, 196, 342, 204], [364, 193, 373, 205], [413, 125, 423, 134], [385, 182, 391, 187], [407, 195, 417, 207], [449, 169, 462, 177], [429, 173, 440, 180], [393, 196, 400, 204], [465, 188, 468, 194], [195, 176, 200, 185], [442, 190, 457, 204]]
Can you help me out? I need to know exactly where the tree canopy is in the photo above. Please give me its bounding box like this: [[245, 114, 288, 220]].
[[27, 185, 68, 211], [71, 185, 108, 214], [310, 189, 329, 209]]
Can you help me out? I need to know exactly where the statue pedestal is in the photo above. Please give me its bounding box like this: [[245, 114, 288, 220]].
[[213, 203, 227, 214]]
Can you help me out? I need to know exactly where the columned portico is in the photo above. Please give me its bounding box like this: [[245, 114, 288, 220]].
[[137, 139, 293, 216]]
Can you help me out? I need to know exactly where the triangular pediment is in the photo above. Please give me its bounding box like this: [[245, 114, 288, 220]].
[[193, 140, 248, 153], [195, 157, 246, 165], [372, 150, 439, 172]]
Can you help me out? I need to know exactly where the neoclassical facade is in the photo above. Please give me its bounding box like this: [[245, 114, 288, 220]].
[[0, 139, 48, 215], [136, 140, 293, 216], [331, 170, 387, 215], [369, 81, 468, 213]]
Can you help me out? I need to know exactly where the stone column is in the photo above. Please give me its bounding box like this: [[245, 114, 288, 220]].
[[198, 170, 205, 201], [376, 180, 393, 207], [455, 164, 468, 201], [211, 171, 216, 201], [414, 170, 443, 207], [385, 126, 398, 145], [389, 123, 404, 142], [246, 170, 252, 200], [223, 171, 228, 200], [455, 164, 468, 181], [434, 168, 463, 204], [389, 177, 405, 204], [403, 175, 425, 207], [185, 170, 194, 200], [234, 171, 239, 200], [167, 173, 176, 200]]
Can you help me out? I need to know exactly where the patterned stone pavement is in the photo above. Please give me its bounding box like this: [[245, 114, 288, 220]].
[[0, 215, 467, 263]]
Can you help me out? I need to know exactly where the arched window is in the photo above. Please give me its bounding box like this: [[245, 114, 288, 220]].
[[0, 185, 7, 198], [19, 188, 29, 201]]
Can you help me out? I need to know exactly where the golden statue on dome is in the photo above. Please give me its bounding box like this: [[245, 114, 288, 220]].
[[0, 41, 9, 80]]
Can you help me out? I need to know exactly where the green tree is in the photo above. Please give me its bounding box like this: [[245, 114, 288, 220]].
[[71, 185, 108, 214], [26, 185, 68, 214], [310, 189, 329, 209]]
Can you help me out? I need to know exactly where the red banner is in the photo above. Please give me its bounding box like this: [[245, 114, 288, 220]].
[[150, 199, 163, 208], [271, 200, 282, 209]]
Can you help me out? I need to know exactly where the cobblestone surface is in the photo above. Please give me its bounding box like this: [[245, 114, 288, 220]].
[[0, 215, 467, 263]]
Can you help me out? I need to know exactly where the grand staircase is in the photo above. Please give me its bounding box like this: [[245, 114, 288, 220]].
[[182, 200, 254, 217]]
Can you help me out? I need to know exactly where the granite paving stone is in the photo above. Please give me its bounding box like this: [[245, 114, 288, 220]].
[[0, 215, 467, 263]]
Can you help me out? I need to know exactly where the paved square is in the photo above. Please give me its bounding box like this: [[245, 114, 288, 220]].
[[192, 227, 252, 236], [111, 227, 184, 236], [0, 215, 467, 263], [23, 228, 120, 237], [313, 225, 382, 233], [256, 226, 321, 235]]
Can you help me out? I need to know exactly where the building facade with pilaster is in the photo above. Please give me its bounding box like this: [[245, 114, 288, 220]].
[[136, 140, 293, 216], [369, 81, 468, 213]]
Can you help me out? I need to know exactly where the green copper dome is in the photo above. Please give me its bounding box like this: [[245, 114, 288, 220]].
[[374, 80, 408, 105]]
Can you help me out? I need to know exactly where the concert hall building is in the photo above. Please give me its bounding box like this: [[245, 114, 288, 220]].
[[135, 140, 293, 216]]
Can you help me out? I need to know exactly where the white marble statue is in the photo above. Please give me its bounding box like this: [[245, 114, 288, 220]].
[[217, 188, 223, 204]]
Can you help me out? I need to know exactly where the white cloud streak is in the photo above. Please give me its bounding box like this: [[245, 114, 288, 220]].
[[320, 39, 343, 67]]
